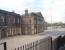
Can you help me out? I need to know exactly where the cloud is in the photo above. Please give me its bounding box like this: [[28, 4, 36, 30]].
[[41, 0, 65, 23], [0, 0, 65, 23]]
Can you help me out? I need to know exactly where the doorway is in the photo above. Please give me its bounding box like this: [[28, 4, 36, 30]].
[[1, 29, 7, 38]]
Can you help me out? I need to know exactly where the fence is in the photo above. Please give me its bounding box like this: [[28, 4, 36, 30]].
[[11, 36, 52, 50], [0, 42, 7, 50], [0, 36, 52, 50]]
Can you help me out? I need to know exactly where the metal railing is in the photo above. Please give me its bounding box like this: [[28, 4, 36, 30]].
[[0, 42, 7, 50]]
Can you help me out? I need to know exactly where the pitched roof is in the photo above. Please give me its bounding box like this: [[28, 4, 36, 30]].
[[31, 12, 43, 17], [0, 9, 20, 16], [21, 12, 43, 18]]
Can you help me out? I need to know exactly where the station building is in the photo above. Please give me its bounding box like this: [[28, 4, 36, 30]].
[[21, 10, 45, 35]]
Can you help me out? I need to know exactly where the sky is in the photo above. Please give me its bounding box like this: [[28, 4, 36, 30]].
[[0, 0, 65, 23]]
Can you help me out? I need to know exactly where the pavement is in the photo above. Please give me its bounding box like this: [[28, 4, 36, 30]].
[[39, 28, 65, 36], [0, 28, 65, 50], [39, 28, 65, 41], [0, 35, 50, 50]]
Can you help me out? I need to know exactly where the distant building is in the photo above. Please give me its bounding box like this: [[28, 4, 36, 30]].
[[0, 10, 22, 39], [21, 10, 45, 35], [43, 21, 48, 30], [0, 9, 47, 39]]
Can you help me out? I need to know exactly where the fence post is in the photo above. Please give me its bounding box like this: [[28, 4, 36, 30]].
[[4, 42, 7, 50]]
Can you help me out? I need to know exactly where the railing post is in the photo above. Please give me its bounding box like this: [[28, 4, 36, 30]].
[[4, 42, 7, 50]]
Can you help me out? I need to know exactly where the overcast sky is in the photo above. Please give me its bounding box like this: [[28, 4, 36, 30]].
[[0, 0, 65, 23]]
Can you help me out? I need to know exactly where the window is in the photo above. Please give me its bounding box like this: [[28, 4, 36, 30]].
[[1, 16, 4, 22], [14, 18, 15, 23], [18, 18, 19, 24], [18, 47, 19, 50], [20, 46, 22, 50], [29, 19, 31, 24], [9, 18, 10, 23], [15, 48, 16, 50], [23, 46, 24, 50]]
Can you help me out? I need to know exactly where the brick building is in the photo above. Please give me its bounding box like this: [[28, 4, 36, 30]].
[[0, 10, 22, 39], [21, 10, 45, 35]]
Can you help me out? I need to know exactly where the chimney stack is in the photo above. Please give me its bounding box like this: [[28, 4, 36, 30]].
[[25, 9, 28, 16]]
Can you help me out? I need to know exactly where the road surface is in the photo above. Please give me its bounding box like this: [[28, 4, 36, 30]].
[[40, 28, 65, 36]]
